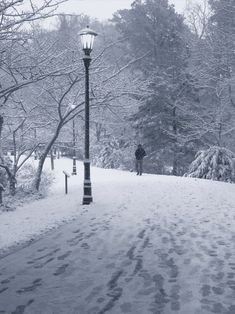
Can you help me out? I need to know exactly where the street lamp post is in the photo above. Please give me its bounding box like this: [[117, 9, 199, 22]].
[[72, 118, 77, 175], [70, 104, 77, 175], [34, 128, 37, 160], [80, 26, 97, 205]]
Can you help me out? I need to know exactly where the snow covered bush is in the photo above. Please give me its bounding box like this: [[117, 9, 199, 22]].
[[92, 138, 134, 170], [0, 162, 55, 211], [185, 146, 235, 183], [17, 163, 54, 196]]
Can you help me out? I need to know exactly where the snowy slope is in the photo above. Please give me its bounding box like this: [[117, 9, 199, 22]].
[[1, 157, 235, 255], [1, 157, 235, 313]]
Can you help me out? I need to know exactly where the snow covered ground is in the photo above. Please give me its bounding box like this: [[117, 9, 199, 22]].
[[1, 157, 235, 313]]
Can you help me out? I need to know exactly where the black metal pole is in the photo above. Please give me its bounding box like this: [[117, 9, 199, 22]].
[[72, 119, 77, 175], [65, 175, 68, 194], [34, 128, 37, 160], [83, 55, 93, 205], [50, 149, 54, 170]]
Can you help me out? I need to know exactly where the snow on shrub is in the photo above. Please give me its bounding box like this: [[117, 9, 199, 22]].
[[0, 163, 55, 212], [92, 138, 133, 170], [185, 146, 235, 183], [17, 163, 54, 195]]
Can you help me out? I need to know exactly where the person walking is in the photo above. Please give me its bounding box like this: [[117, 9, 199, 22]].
[[135, 144, 146, 176]]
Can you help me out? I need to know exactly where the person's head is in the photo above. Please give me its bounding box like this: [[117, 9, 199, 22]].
[[138, 144, 142, 148]]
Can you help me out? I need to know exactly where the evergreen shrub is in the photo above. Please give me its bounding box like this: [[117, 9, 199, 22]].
[[185, 146, 235, 183]]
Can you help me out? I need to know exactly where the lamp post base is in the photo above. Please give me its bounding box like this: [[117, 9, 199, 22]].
[[72, 157, 77, 175], [82, 180, 93, 205], [82, 160, 92, 204], [82, 196, 93, 205]]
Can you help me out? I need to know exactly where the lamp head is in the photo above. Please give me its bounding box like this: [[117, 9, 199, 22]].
[[80, 25, 97, 56]]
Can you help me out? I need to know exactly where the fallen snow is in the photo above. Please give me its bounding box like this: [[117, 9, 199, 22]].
[[0, 157, 83, 252], [1, 157, 235, 312], [0, 157, 235, 255]]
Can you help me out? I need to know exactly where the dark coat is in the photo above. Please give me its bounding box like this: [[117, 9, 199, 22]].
[[135, 147, 146, 160]]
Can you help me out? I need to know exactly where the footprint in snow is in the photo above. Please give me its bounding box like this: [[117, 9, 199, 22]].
[[11, 299, 34, 314], [57, 251, 72, 260], [53, 264, 69, 276], [16, 279, 42, 294]]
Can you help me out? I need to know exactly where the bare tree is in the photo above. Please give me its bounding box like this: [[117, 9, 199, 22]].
[[0, 0, 73, 192], [0, 0, 67, 153], [185, 0, 211, 39]]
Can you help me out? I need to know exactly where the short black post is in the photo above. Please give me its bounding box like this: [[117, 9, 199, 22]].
[[50, 150, 54, 170], [63, 171, 70, 194], [65, 175, 68, 194]]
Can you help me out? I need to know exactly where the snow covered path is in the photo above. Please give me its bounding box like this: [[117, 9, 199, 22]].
[[1, 158, 235, 313]]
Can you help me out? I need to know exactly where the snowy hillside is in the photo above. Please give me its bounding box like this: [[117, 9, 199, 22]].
[[1, 157, 235, 313]]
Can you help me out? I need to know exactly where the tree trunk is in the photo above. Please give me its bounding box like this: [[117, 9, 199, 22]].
[[12, 130, 17, 174], [218, 122, 222, 147], [0, 189, 3, 204], [172, 147, 178, 176], [0, 115, 4, 158], [34, 123, 62, 191], [172, 107, 178, 176], [0, 115, 16, 195], [0, 164, 16, 196], [9, 175, 16, 196]]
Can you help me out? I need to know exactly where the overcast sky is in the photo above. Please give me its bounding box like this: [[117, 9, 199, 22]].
[[56, 0, 201, 21]]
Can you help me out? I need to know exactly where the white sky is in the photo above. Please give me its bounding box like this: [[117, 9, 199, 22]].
[[56, 0, 201, 21]]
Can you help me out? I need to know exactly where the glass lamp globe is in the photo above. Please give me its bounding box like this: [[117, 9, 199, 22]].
[[80, 26, 97, 56]]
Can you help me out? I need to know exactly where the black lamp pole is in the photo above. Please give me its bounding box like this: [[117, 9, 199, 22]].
[[72, 118, 77, 175], [82, 53, 92, 205], [80, 26, 97, 205]]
